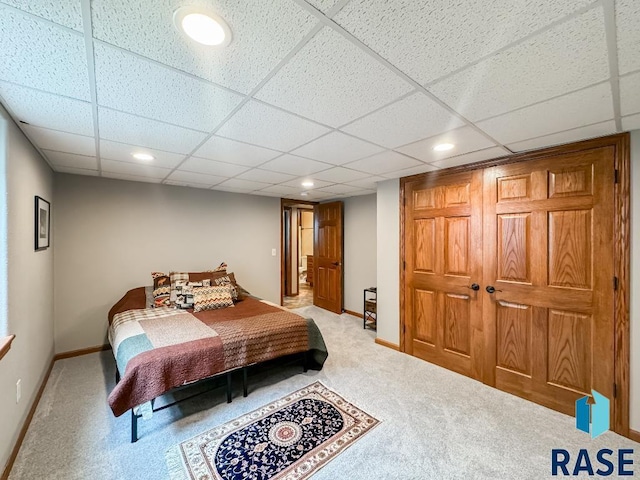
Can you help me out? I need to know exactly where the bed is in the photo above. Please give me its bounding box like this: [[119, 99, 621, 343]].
[[107, 277, 328, 442]]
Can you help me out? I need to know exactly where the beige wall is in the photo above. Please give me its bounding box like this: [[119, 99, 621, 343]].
[[0, 105, 54, 472], [343, 194, 377, 314], [376, 133, 640, 431], [53, 174, 281, 353]]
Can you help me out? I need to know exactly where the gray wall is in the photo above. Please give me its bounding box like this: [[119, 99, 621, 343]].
[[0, 106, 54, 472], [343, 194, 376, 314], [53, 174, 281, 353], [376, 133, 640, 431]]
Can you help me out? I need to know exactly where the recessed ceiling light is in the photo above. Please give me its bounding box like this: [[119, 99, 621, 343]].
[[433, 143, 455, 152], [132, 152, 154, 161], [174, 7, 232, 47], [300, 192, 309, 197], [301, 181, 314, 187]]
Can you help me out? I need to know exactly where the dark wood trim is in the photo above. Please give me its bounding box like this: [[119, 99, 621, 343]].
[[54, 344, 111, 361], [375, 338, 399, 351], [344, 309, 363, 318], [629, 429, 640, 443], [399, 132, 631, 436], [1, 357, 54, 480], [613, 133, 630, 437], [0, 334, 15, 362]]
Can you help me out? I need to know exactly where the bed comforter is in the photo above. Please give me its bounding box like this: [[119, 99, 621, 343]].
[[107, 287, 328, 416]]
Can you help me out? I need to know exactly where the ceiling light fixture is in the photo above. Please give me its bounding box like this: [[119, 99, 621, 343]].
[[300, 192, 309, 196], [433, 143, 455, 152], [132, 152, 155, 161], [174, 7, 232, 47], [301, 181, 314, 187]]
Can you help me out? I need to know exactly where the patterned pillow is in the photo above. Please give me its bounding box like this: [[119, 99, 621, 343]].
[[151, 272, 171, 307], [193, 285, 234, 312], [189, 270, 227, 283], [214, 275, 238, 301], [169, 272, 189, 304]]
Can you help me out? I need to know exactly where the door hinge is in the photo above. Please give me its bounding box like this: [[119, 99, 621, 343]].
[[614, 169, 620, 184], [614, 276, 619, 291]]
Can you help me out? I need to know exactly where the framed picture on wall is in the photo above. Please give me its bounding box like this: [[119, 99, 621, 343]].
[[35, 196, 50, 251]]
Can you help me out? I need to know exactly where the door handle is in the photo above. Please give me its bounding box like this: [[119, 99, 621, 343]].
[[466, 283, 480, 291], [485, 285, 502, 294], [332, 262, 341, 266]]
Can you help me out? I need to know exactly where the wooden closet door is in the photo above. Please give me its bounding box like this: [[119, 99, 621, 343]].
[[482, 148, 615, 416], [404, 170, 484, 380]]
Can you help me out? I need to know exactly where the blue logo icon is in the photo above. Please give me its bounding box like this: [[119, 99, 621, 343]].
[[575, 390, 609, 439]]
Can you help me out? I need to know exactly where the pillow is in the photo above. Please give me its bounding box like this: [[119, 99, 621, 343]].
[[214, 275, 238, 301], [169, 272, 189, 304], [193, 285, 234, 312], [151, 272, 171, 307]]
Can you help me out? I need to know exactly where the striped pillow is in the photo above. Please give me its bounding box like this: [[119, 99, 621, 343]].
[[214, 275, 238, 301], [193, 285, 234, 313]]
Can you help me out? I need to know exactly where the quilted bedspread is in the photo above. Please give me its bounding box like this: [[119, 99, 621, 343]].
[[107, 288, 328, 417]]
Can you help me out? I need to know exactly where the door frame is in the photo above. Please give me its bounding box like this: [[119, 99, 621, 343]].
[[280, 198, 318, 306], [399, 133, 631, 437]]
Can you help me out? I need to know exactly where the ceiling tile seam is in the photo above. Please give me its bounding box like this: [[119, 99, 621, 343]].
[[161, 22, 326, 185], [0, 79, 92, 106], [422, 0, 604, 88], [0, 3, 83, 36], [335, 89, 419, 129], [339, 149, 430, 171], [208, 133, 284, 155], [325, 0, 353, 18], [0, 96, 57, 171], [503, 118, 617, 147], [470, 79, 614, 124], [91, 38, 251, 99], [81, 0, 101, 174], [6, 122, 95, 140], [425, 146, 511, 167], [289, 0, 513, 154], [250, 97, 337, 130], [388, 124, 487, 153], [39, 148, 95, 158], [97, 105, 211, 135], [602, 0, 623, 132], [619, 68, 640, 79]]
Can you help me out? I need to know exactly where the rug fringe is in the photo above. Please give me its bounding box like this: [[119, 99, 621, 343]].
[[165, 445, 188, 480]]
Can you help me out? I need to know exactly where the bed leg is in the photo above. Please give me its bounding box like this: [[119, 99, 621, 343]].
[[226, 372, 232, 404], [131, 409, 139, 443], [242, 367, 248, 398]]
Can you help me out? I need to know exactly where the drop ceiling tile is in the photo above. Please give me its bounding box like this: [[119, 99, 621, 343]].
[[99, 140, 186, 169], [345, 151, 423, 175], [91, 0, 317, 94], [215, 179, 271, 191], [616, 0, 640, 74], [255, 27, 412, 127], [43, 150, 98, 170], [342, 92, 465, 148], [397, 126, 496, 162], [98, 108, 208, 154], [23, 126, 95, 156], [477, 83, 614, 144], [257, 185, 301, 196], [164, 181, 212, 190], [258, 155, 331, 176], [304, 190, 335, 200], [55, 166, 99, 176], [0, 6, 89, 100], [165, 170, 227, 186], [194, 136, 281, 167], [429, 7, 609, 121], [0, 82, 94, 135], [381, 164, 439, 179], [345, 189, 376, 197], [279, 177, 334, 189], [313, 167, 370, 183], [344, 176, 386, 190], [291, 131, 384, 164], [180, 157, 249, 177], [213, 186, 254, 194], [304, 0, 340, 14], [622, 114, 640, 131], [216, 101, 330, 151], [507, 121, 617, 152], [235, 169, 296, 184], [429, 146, 510, 169], [334, 0, 594, 84], [620, 72, 640, 116], [0, 0, 83, 30], [101, 158, 172, 179], [318, 184, 366, 195], [102, 172, 163, 184], [94, 44, 244, 132]]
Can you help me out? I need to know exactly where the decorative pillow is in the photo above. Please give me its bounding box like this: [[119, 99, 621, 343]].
[[214, 275, 238, 301], [151, 272, 171, 307], [212, 262, 227, 272], [173, 281, 194, 309], [168, 272, 189, 304], [193, 285, 234, 312]]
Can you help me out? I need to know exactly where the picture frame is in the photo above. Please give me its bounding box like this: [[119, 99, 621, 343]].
[[35, 196, 50, 251]]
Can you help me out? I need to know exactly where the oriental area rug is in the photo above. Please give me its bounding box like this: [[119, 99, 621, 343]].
[[166, 381, 379, 480]]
